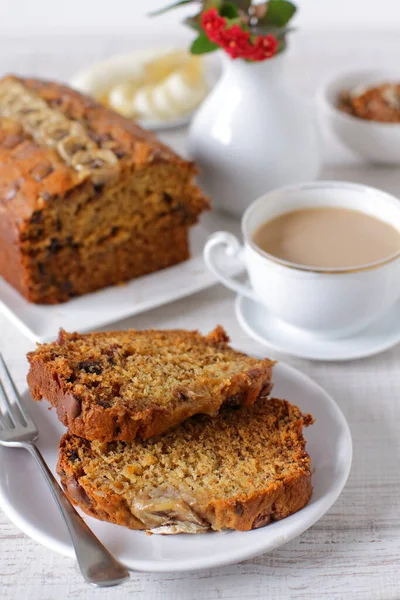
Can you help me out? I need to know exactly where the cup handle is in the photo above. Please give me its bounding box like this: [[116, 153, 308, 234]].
[[203, 231, 257, 301]]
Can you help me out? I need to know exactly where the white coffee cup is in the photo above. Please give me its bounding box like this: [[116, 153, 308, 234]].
[[204, 181, 400, 338]]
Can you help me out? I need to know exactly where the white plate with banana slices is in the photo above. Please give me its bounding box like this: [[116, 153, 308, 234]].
[[70, 48, 220, 131]]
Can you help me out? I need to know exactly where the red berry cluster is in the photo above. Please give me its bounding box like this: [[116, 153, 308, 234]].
[[201, 8, 278, 61]]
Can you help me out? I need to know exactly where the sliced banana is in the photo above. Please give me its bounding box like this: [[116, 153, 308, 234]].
[[149, 83, 181, 118], [132, 63, 208, 120], [71, 149, 119, 185], [2, 93, 34, 115], [108, 80, 141, 117], [19, 106, 50, 130], [132, 84, 172, 119], [132, 85, 159, 119], [162, 69, 209, 114], [0, 81, 28, 110], [58, 135, 97, 162], [145, 50, 188, 83], [71, 148, 118, 168], [41, 119, 85, 146], [0, 79, 122, 183], [185, 56, 205, 83], [103, 51, 209, 123]]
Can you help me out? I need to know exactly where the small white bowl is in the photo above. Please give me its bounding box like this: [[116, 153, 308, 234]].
[[318, 69, 400, 164]]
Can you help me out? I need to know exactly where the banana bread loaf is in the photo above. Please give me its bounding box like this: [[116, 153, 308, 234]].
[[27, 326, 274, 441], [0, 75, 208, 303], [57, 398, 313, 534]]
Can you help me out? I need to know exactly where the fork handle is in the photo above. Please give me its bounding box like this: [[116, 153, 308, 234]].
[[24, 442, 129, 587]]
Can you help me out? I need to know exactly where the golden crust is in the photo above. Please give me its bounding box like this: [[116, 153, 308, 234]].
[[21, 76, 192, 167], [0, 74, 199, 219]]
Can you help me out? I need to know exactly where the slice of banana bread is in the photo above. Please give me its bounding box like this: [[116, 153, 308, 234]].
[[0, 75, 208, 303], [57, 398, 313, 534], [27, 326, 274, 442]]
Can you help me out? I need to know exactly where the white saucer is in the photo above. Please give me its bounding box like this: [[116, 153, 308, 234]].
[[236, 295, 400, 362], [0, 360, 351, 572]]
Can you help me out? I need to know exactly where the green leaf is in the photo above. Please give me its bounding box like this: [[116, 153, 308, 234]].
[[148, 0, 195, 17], [184, 14, 203, 32], [204, 0, 222, 8], [190, 32, 220, 54], [250, 24, 295, 39], [220, 2, 239, 18], [261, 0, 296, 27], [230, 0, 252, 11], [277, 38, 287, 53]]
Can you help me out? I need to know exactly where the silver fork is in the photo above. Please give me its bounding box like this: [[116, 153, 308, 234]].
[[0, 353, 129, 587]]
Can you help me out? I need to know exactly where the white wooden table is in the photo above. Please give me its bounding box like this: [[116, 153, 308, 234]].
[[1, 28, 400, 600]]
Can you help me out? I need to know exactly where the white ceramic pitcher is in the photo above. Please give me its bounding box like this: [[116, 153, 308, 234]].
[[189, 53, 320, 217]]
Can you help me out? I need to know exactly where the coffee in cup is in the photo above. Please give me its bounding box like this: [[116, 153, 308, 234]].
[[252, 206, 400, 269]]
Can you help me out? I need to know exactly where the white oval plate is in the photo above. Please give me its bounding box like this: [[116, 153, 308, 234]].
[[236, 294, 400, 362], [0, 360, 352, 572], [70, 48, 219, 131]]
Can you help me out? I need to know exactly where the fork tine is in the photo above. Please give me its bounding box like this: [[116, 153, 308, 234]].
[[0, 407, 15, 430], [0, 353, 28, 426], [0, 377, 19, 426]]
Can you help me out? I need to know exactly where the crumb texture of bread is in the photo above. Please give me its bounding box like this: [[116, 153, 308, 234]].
[[0, 75, 209, 303], [27, 327, 275, 441], [57, 398, 313, 534]]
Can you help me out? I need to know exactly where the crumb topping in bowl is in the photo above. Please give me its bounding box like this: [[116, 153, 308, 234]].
[[338, 83, 400, 123]]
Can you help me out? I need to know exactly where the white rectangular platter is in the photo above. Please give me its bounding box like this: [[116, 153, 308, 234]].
[[0, 219, 240, 343]]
